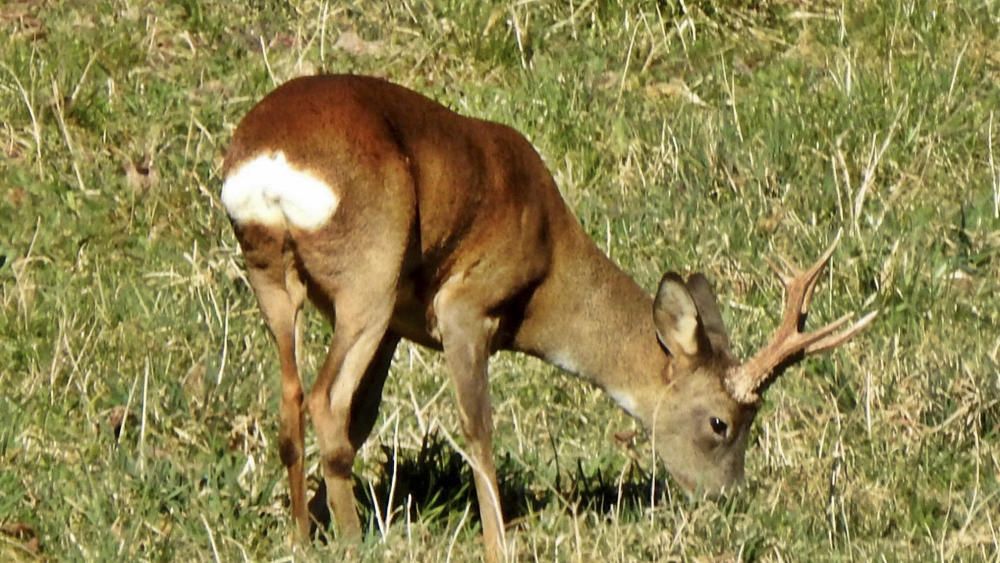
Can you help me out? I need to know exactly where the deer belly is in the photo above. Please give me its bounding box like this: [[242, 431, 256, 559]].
[[390, 284, 442, 350]]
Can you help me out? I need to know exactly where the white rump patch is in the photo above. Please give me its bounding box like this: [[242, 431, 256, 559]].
[[221, 152, 339, 230]]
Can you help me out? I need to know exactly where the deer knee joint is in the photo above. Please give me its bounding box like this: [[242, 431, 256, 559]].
[[322, 445, 356, 478], [277, 436, 301, 467]]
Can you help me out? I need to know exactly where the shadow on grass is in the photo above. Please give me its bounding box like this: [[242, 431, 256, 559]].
[[307, 430, 672, 540]]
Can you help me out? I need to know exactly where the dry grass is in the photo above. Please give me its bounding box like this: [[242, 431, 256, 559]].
[[1, 1, 998, 561]]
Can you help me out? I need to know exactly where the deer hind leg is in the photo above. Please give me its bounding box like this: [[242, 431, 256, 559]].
[[294, 152, 414, 539], [304, 282, 398, 538], [433, 281, 505, 563], [309, 330, 400, 534], [346, 332, 401, 449], [240, 227, 309, 540]]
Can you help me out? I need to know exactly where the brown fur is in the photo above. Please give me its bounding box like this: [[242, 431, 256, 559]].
[[223, 75, 867, 561]]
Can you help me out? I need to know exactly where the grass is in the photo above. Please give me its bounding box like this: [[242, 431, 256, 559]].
[[1, 0, 998, 560]]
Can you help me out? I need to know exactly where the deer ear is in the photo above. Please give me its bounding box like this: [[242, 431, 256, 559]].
[[685, 273, 732, 357], [654, 273, 703, 360]]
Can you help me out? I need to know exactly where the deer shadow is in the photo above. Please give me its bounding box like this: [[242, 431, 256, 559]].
[[306, 430, 675, 540]]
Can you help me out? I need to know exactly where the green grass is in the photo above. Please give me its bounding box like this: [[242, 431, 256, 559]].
[[2, 0, 998, 560]]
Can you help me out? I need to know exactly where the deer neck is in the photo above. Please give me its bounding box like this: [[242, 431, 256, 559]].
[[514, 226, 668, 419]]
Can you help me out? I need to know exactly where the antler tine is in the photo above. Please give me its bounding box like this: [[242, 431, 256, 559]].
[[763, 231, 842, 346], [805, 310, 879, 355], [725, 231, 875, 405], [795, 230, 842, 313], [765, 255, 797, 286]]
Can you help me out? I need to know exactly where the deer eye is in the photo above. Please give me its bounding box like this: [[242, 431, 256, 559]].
[[709, 417, 728, 437]]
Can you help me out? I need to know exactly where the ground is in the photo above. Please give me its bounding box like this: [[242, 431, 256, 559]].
[[1, 0, 998, 560]]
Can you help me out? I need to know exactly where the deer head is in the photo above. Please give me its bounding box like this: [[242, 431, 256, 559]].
[[641, 234, 876, 496]]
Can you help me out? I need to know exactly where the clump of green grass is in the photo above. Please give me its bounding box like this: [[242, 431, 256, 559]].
[[1, 0, 997, 560]]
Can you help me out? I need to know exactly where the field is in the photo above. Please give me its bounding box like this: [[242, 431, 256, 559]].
[[2, 0, 998, 560]]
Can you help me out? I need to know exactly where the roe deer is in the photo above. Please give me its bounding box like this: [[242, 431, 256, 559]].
[[221, 75, 875, 561]]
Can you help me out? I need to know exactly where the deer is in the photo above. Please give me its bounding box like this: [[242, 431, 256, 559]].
[[221, 74, 876, 561]]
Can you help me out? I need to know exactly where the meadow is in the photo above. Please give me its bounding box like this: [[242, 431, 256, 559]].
[[1, 0, 998, 560]]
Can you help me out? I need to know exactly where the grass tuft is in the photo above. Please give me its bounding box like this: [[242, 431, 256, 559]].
[[2, 0, 998, 560]]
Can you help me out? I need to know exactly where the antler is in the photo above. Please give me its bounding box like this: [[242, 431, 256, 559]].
[[725, 232, 878, 404]]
